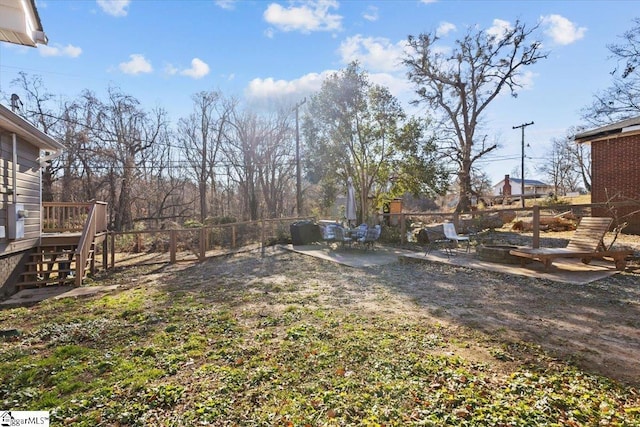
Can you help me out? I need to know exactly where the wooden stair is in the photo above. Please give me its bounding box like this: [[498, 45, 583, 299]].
[[18, 237, 95, 291], [16, 201, 109, 292]]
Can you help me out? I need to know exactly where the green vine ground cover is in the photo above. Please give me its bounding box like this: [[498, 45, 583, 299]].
[[1, 250, 639, 426]]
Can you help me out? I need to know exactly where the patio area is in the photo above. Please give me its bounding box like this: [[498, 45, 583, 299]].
[[285, 242, 623, 285]]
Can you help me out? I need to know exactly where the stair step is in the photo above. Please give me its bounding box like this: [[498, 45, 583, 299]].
[[25, 261, 74, 267], [18, 239, 97, 289], [29, 252, 76, 258], [21, 268, 75, 276], [17, 278, 75, 290]]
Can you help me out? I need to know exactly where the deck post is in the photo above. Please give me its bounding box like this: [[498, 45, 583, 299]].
[[102, 238, 108, 271], [232, 225, 236, 249], [75, 251, 83, 286], [110, 233, 116, 269], [170, 230, 177, 264], [260, 219, 266, 257], [199, 228, 206, 262], [532, 205, 540, 249]]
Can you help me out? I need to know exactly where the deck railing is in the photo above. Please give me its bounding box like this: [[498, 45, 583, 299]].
[[43, 202, 108, 234], [42, 201, 108, 286], [75, 204, 97, 286]]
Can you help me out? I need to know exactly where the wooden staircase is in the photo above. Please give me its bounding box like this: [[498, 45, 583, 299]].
[[19, 238, 92, 290], [18, 202, 108, 290]]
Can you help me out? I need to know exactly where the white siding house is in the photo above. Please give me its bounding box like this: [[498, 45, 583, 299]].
[[492, 175, 552, 197]]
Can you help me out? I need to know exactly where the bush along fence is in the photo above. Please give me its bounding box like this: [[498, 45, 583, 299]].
[[101, 216, 315, 269]]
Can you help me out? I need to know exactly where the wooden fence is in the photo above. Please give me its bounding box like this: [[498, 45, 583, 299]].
[[103, 216, 315, 269], [93, 201, 635, 271], [387, 201, 637, 247]]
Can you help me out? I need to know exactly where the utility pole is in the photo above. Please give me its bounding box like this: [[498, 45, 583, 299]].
[[294, 97, 306, 216], [513, 121, 534, 208]]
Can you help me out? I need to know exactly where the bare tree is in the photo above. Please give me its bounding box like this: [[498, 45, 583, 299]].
[[404, 21, 547, 212], [566, 127, 592, 193], [89, 87, 169, 231], [10, 72, 62, 201], [223, 110, 264, 221], [255, 110, 295, 218], [177, 91, 234, 222], [538, 123, 594, 197], [135, 136, 194, 227], [539, 137, 581, 196], [582, 18, 640, 125]]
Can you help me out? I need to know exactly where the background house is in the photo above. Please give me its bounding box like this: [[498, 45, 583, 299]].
[[575, 116, 640, 234], [492, 174, 552, 198]]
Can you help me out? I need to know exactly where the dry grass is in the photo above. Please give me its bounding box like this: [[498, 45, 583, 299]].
[[1, 240, 639, 425]]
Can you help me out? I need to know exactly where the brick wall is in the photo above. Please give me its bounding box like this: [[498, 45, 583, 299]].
[[0, 251, 29, 298], [591, 133, 640, 234]]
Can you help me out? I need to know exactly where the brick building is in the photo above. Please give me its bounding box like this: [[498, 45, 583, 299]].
[[575, 116, 640, 234]]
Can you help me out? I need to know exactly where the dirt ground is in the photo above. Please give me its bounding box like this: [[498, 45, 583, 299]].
[[140, 229, 640, 387]]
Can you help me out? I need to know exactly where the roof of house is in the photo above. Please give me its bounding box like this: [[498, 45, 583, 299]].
[[0, 0, 47, 47], [0, 104, 65, 152], [574, 115, 640, 143], [494, 177, 549, 187]]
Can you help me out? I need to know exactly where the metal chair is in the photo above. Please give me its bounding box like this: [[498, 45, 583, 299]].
[[443, 222, 471, 253], [423, 227, 454, 257]]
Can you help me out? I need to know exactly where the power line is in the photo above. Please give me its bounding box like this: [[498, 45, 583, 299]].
[[513, 121, 534, 208]]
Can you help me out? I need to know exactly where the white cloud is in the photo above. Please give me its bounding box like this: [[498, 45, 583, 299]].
[[180, 58, 210, 79], [420, 0, 438, 4], [540, 14, 586, 45], [245, 70, 335, 104], [263, 0, 343, 34], [363, 6, 378, 22], [264, 27, 276, 38], [436, 21, 456, 37], [338, 35, 408, 73], [513, 70, 537, 91], [164, 64, 178, 76], [368, 72, 414, 100], [215, 0, 238, 10], [96, 0, 130, 17], [39, 43, 82, 58], [119, 54, 153, 75], [486, 18, 513, 40], [245, 69, 413, 109]]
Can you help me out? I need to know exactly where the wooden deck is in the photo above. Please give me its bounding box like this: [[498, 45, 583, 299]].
[[18, 202, 108, 290]]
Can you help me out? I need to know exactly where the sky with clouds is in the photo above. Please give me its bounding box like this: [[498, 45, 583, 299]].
[[0, 0, 634, 184]]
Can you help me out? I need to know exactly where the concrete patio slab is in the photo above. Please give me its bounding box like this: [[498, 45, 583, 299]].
[[284, 243, 618, 285], [400, 250, 618, 285], [283, 244, 415, 268]]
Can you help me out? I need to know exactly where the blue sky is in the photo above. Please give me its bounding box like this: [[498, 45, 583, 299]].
[[0, 0, 635, 185]]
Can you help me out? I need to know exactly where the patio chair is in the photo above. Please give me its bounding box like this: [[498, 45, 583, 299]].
[[320, 224, 338, 242], [423, 227, 454, 257], [509, 217, 633, 271], [354, 223, 368, 240], [443, 222, 471, 253], [357, 225, 381, 250], [332, 226, 353, 248]]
